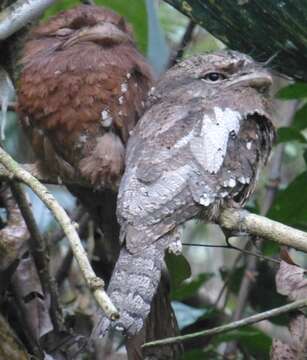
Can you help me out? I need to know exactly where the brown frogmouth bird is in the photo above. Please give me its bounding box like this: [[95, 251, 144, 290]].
[[18, 5, 152, 189], [93, 51, 275, 336]]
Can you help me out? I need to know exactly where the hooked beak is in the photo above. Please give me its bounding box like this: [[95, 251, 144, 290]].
[[228, 71, 273, 92], [61, 23, 131, 49]]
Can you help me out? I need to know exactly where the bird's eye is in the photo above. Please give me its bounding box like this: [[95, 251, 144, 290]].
[[202, 72, 226, 82]]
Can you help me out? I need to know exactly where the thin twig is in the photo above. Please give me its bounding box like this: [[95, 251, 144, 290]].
[[0, 147, 119, 320], [0, 0, 55, 40], [10, 181, 64, 332], [168, 20, 196, 68], [0, 162, 90, 187], [143, 298, 307, 348], [47, 207, 88, 246], [182, 241, 280, 264]]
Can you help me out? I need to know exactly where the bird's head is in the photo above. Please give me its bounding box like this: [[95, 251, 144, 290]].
[[21, 5, 134, 64], [152, 50, 274, 128]]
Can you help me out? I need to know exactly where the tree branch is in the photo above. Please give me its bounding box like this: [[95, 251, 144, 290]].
[[10, 181, 64, 332], [0, 0, 55, 40], [143, 298, 307, 348], [219, 209, 307, 253], [0, 146, 119, 321]]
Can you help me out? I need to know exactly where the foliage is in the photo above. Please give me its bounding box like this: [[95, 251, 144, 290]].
[[164, 0, 307, 81]]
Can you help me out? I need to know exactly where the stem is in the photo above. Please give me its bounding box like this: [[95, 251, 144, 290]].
[[143, 298, 307, 348], [10, 181, 64, 332], [0, 146, 119, 320]]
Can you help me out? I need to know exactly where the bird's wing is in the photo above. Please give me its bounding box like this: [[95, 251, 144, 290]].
[[118, 103, 274, 254]]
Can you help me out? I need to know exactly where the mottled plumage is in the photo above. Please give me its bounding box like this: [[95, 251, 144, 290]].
[[93, 50, 275, 336], [18, 5, 152, 189]]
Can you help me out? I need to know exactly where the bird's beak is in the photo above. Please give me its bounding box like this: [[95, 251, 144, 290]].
[[228, 71, 273, 91], [61, 23, 131, 49]]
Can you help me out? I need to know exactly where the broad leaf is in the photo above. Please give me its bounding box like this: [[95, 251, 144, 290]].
[[172, 272, 213, 301], [268, 171, 307, 227], [277, 127, 306, 144], [293, 103, 307, 131], [165, 253, 191, 291], [276, 83, 307, 100]]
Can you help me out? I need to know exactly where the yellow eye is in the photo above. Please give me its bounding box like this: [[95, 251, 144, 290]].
[[202, 72, 226, 82]]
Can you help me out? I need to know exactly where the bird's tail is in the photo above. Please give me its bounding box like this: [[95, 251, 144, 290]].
[[92, 244, 164, 337]]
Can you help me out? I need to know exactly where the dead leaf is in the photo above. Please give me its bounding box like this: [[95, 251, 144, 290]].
[[275, 260, 307, 301], [11, 253, 53, 341]]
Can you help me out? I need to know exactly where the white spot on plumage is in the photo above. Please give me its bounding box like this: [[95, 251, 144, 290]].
[[190, 107, 241, 174], [223, 178, 236, 188], [126, 72, 131, 79], [246, 141, 252, 150], [79, 134, 87, 143], [119, 96, 124, 105], [199, 193, 214, 206], [228, 178, 236, 188], [121, 82, 128, 93], [238, 176, 247, 184], [101, 109, 112, 127]]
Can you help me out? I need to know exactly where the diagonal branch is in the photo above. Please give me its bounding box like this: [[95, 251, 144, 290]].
[[143, 297, 307, 348], [10, 181, 64, 332], [0, 146, 119, 321], [0, 0, 55, 40]]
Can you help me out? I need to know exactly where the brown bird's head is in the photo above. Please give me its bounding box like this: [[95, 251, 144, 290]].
[[22, 5, 135, 63], [18, 5, 153, 188]]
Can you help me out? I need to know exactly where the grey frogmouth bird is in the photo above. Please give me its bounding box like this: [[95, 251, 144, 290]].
[[93, 50, 275, 336]]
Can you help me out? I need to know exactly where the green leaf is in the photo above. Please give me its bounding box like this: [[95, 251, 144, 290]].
[[262, 240, 280, 257], [276, 127, 306, 144], [276, 83, 307, 100], [165, 253, 191, 291], [181, 349, 207, 360], [43, 1, 148, 53], [293, 103, 307, 131], [95, 0, 148, 53], [172, 272, 213, 301], [214, 327, 271, 359], [268, 171, 307, 226], [43, 0, 79, 19]]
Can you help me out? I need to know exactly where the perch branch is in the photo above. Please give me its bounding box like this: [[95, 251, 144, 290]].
[[0, 146, 119, 321], [143, 297, 307, 348], [219, 208, 307, 253], [0, 0, 55, 40]]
